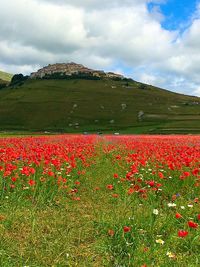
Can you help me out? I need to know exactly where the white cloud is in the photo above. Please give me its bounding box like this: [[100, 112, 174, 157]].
[[0, 0, 200, 96], [38, 0, 165, 9], [193, 87, 200, 97]]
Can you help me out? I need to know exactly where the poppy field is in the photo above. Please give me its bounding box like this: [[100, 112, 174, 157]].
[[0, 134, 200, 266]]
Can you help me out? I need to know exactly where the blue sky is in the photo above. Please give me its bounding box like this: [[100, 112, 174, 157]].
[[148, 0, 197, 30], [1, 0, 200, 96]]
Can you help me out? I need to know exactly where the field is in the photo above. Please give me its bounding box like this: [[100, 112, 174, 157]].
[[0, 79, 200, 134], [0, 134, 200, 266]]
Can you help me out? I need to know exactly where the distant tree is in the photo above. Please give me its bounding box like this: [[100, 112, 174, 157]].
[[124, 81, 129, 87], [139, 83, 148, 90], [10, 74, 29, 86], [44, 72, 101, 81], [123, 78, 133, 82], [111, 77, 122, 81]]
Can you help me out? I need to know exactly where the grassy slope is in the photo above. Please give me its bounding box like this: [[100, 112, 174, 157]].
[[0, 71, 13, 82], [0, 78, 200, 133]]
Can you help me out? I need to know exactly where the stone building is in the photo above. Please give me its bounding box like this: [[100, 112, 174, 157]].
[[30, 62, 125, 80]]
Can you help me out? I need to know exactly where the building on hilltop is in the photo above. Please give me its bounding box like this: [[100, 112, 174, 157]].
[[30, 62, 125, 80], [106, 72, 124, 79]]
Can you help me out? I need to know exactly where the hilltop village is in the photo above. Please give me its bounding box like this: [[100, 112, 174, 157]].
[[30, 62, 125, 80]]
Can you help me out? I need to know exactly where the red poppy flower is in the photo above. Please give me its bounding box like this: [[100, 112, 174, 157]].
[[28, 179, 35, 186], [197, 214, 200, 221], [192, 168, 199, 176], [48, 171, 54, 177], [127, 188, 134, 195], [175, 213, 182, 219], [183, 171, 190, 177], [73, 197, 80, 201], [4, 171, 11, 177], [107, 184, 114, 190], [11, 177, 17, 182], [132, 184, 139, 191], [112, 194, 119, 198], [151, 187, 158, 191], [148, 180, 155, 187], [123, 226, 131, 233], [29, 167, 35, 174], [188, 221, 198, 228], [178, 230, 188, 237]]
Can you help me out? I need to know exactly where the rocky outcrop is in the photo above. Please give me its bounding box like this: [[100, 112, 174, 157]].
[[30, 62, 124, 80]]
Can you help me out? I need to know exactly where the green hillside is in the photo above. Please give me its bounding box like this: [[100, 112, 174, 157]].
[[0, 70, 13, 82], [0, 78, 200, 134]]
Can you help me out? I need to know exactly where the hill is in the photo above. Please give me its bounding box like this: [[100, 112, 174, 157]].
[[0, 70, 13, 82], [0, 77, 200, 134]]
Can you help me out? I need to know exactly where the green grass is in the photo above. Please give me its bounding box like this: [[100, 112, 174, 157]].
[[0, 71, 13, 82], [0, 78, 200, 133]]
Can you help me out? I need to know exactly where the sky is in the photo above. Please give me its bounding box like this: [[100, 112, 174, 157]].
[[0, 0, 200, 96]]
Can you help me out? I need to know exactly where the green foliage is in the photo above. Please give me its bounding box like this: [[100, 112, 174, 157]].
[[10, 74, 29, 86]]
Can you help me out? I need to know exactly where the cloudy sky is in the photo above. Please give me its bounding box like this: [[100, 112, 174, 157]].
[[1, 0, 200, 96]]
